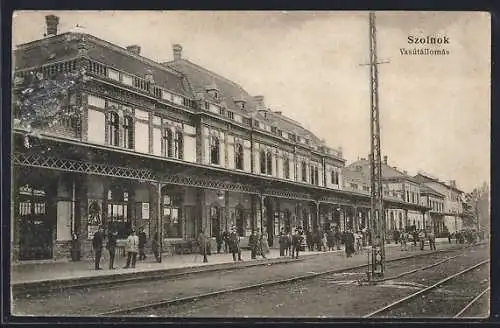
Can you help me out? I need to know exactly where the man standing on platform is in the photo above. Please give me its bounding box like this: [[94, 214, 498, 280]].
[[92, 226, 104, 270], [229, 226, 242, 262], [107, 230, 118, 269], [138, 227, 147, 261], [124, 229, 139, 269]]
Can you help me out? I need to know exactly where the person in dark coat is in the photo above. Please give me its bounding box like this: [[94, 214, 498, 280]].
[[334, 228, 342, 250], [152, 232, 160, 262], [228, 226, 242, 262], [222, 230, 230, 253], [291, 227, 304, 259], [106, 229, 118, 269], [306, 229, 314, 251], [249, 230, 257, 259], [327, 228, 335, 251], [216, 230, 223, 254], [278, 228, 287, 256], [344, 230, 355, 258], [92, 226, 104, 270], [198, 229, 210, 263], [138, 227, 147, 261]]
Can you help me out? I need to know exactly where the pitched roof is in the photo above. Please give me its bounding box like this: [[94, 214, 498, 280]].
[[419, 184, 445, 198], [85, 35, 192, 97], [165, 58, 330, 149], [165, 59, 252, 116], [347, 159, 419, 183], [15, 32, 193, 98], [414, 173, 464, 193]]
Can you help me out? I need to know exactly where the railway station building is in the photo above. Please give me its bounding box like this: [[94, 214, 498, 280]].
[[12, 15, 432, 262]]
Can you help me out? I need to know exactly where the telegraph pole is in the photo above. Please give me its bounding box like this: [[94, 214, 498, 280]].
[[367, 12, 386, 279]]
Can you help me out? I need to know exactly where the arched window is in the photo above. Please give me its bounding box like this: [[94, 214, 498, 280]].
[[174, 130, 183, 159], [123, 116, 134, 149], [210, 135, 220, 164], [235, 143, 244, 170], [107, 112, 120, 146], [301, 161, 307, 182], [283, 157, 290, 179], [164, 128, 173, 157], [266, 150, 273, 175], [260, 150, 266, 174], [314, 167, 319, 185]]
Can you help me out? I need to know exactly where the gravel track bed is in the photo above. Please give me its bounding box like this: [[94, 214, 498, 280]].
[[122, 245, 488, 317], [457, 287, 490, 318], [375, 259, 489, 318], [11, 244, 478, 316]]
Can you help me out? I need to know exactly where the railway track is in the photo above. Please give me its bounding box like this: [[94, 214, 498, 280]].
[[454, 287, 490, 318], [98, 244, 483, 316], [363, 259, 490, 318]]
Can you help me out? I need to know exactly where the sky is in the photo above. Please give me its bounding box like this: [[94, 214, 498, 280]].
[[12, 11, 490, 192]]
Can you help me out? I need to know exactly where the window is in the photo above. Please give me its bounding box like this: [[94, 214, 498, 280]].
[[350, 183, 358, 190], [107, 112, 120, 146], [235, 207, 245, 237], [175, 130, 183, 160], [284, 157, 290, 179], [254, 120, 260, 128], [243, 117, 252, 126], [301, 161, 307, 182], [204, 101, 210, 111], [331, 171, 339, 185], [266, 151, 273, 175], [235, 143, 244, 170], [123, 116, 134, 149], [363, 186, 369, 191], [271, 126, 277, 134], [210, 136, 220, 165], [260, 150, 266, 174], [310, 166, 319, 185], [106, 189, 130, 239], [162, 193, 182, 238], [227, 111, 234, 120], [164, 128, 173, 157]]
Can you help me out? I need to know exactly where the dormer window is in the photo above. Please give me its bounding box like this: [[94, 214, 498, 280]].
[[205, 83, 220, 101], [234, 100, 246, 110]]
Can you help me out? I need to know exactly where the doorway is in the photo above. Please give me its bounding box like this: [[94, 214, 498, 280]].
[[18, 185, 54, 260]]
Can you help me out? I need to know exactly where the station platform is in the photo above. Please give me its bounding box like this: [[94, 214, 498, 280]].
[[11, 238, 452, 290]]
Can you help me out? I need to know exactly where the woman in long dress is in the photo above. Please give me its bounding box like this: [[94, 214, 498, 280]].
[[260, 229, 270, 258]]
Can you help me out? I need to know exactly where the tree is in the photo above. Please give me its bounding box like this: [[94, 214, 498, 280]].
[[12, 67, 87, 146], [465, 182, 490, 232]]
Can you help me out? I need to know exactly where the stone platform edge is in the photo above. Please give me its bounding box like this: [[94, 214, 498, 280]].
[[11, 253, 318, 293]]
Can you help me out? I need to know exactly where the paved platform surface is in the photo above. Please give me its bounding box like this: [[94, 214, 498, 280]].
[[11, 238, 452, 285]]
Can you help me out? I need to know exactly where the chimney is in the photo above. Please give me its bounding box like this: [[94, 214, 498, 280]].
[[45, 15, 60, 36], [253, 95, 265, 109], [383, 155, 388, 165], [173, 44, 183, 61], [450, 180, 456, 187], [403, 170, 408, 175], [126, 45, 141, 55]]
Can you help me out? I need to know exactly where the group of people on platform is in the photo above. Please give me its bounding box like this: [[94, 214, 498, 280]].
[[92, 226, 156, 271], [448, 229, 484, 244], [391, 228, 436, 251]]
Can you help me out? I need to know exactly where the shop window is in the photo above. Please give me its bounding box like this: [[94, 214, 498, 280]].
[[210, 135, 220, 165], [107, 112, 120, 146], [260, 150, 266, 174], [235, 143, 244, 170], [162, 194, 182, 238], [123, 116, 134, 149], [210, 206, 221, 238], [107, 189, 130, 239], [283, 157, 290, 179], [266, 150, 273, 175]]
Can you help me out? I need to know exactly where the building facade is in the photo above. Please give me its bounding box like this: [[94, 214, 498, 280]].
[[12, 16, 430, 262], [414, 173, 465, 234]]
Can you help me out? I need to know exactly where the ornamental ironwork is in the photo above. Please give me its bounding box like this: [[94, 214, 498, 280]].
[[159, 174, 259, 194], [263, 189, 312, 201], [13, 152, 154, 181]]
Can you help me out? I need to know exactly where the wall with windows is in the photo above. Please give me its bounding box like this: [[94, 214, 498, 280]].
[[85, 93, 196, 163]]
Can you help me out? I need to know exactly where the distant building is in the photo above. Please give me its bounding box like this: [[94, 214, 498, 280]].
[[414, 173, 465, 234]]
